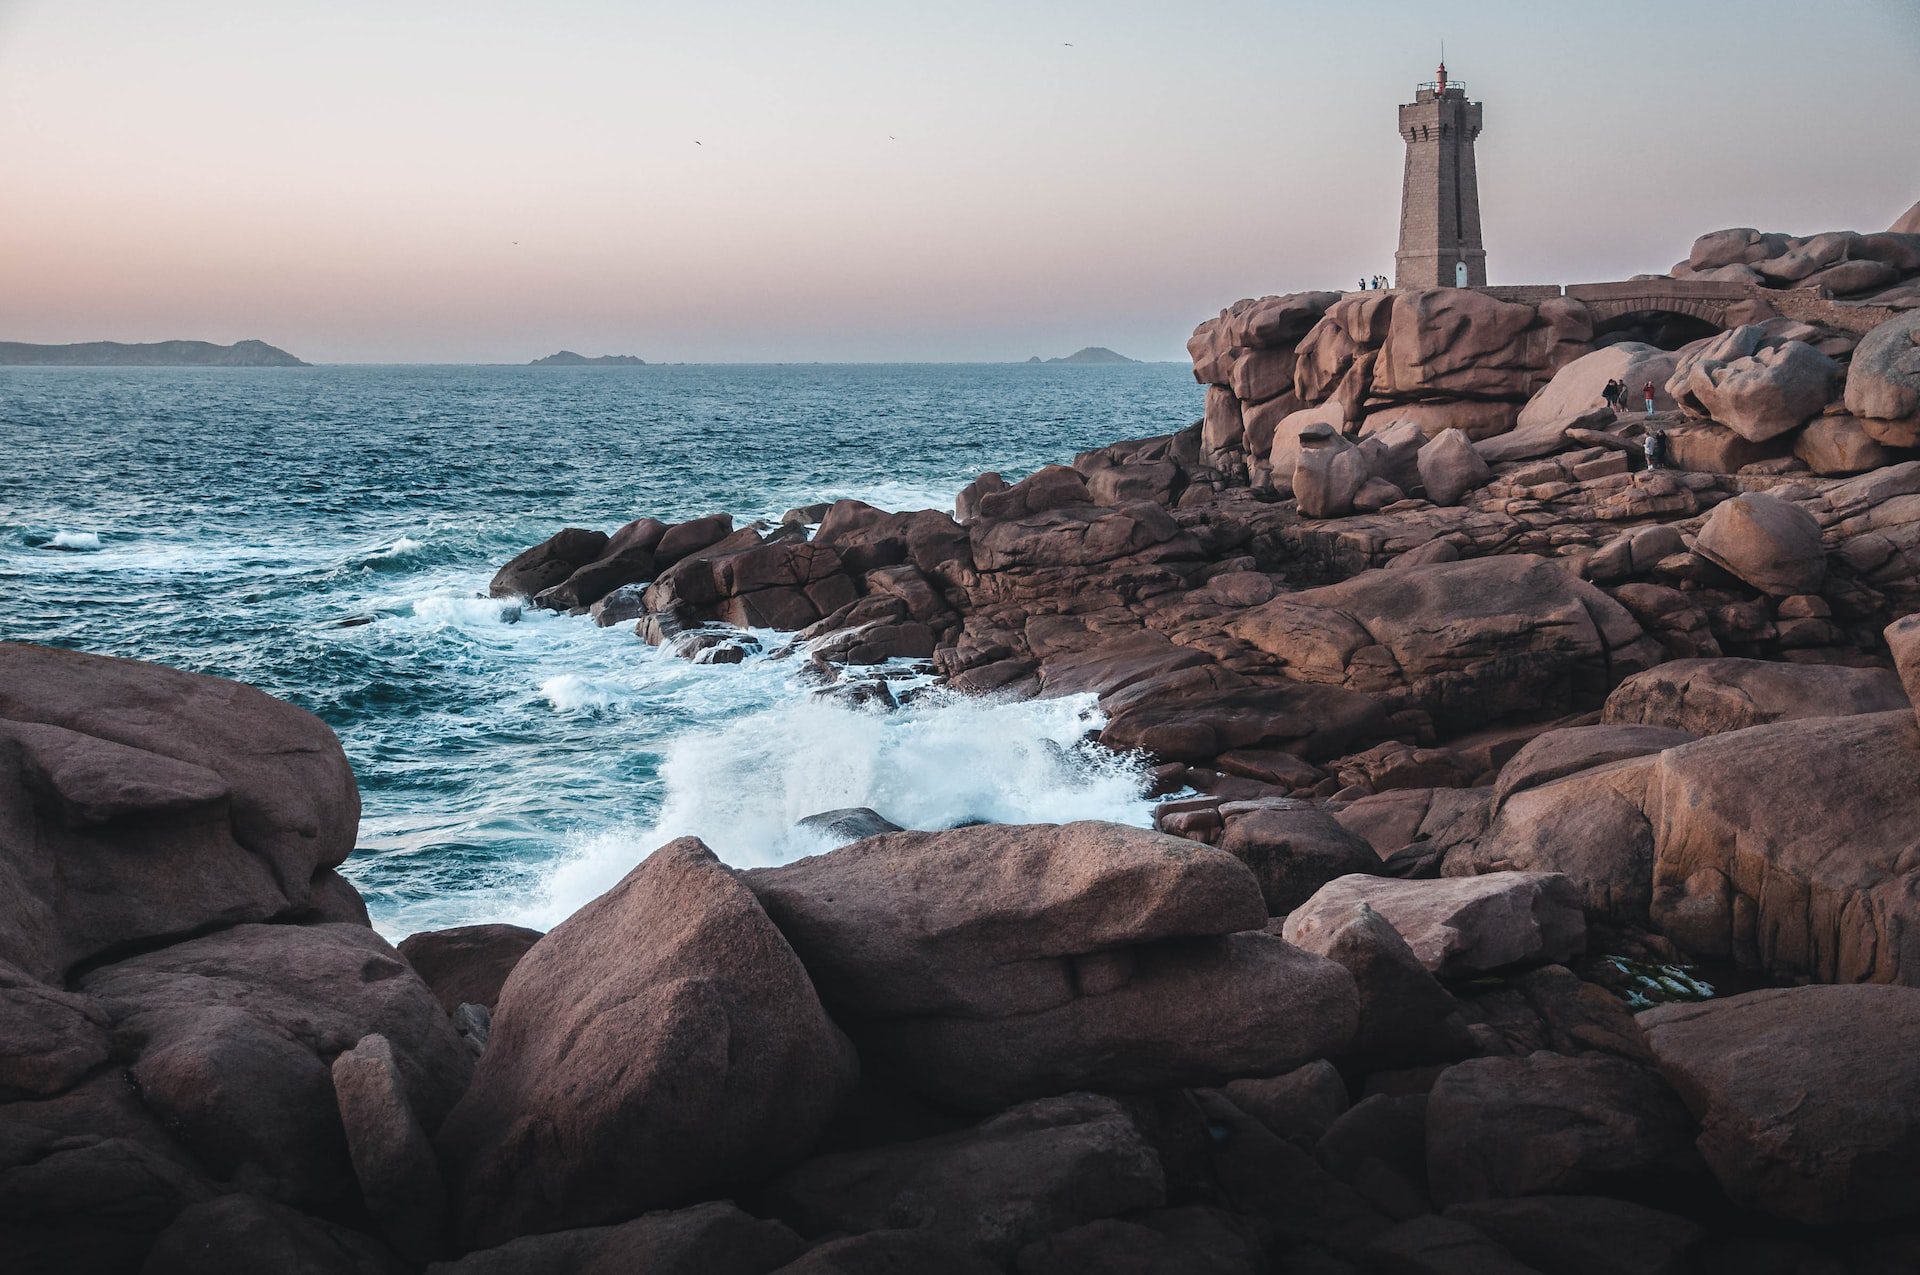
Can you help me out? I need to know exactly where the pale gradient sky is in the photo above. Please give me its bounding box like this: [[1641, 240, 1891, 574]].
[[2, 0, 1917, 363]]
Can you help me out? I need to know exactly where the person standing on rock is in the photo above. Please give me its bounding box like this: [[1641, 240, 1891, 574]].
[[1602, 378, 1623, 414], [1643, 425, 1667, 471], [1644, 379, 1657, 417]]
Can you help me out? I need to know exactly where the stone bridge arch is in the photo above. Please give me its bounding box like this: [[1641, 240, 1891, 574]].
[[1565, 279, 1756, 331]]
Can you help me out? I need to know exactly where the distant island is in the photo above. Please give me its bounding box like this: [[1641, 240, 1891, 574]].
[[530, 351, 647, 366], [0, 339, 307, 367], [1024, 347, 1139, 365]]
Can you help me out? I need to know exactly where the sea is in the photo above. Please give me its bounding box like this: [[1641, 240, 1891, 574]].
[[1, 363, 1204, 937]]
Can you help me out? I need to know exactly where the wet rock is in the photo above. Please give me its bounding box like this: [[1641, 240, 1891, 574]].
[[1425, 1053, 1701, 1206], [437, 838, 858, 1248], [396, 924, 544, 1015], [766, 1094, 1166, 1262], [954, 472, 1009, 524], [1692, 491, 1827, 595], [794, 807, 903, 843], [1641, 984, 1920, 1223], [1284, 873, 1586, 979], [534, 520, 665, 610], [489, 527, 608, 598], [1097, 676, 1394, 766], [653, 513, 736, 568], [1602, 657, 1907, 736], [0, 643, 361, 981]]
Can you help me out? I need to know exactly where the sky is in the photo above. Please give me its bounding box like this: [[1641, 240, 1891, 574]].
[[2, 0, 1917, 363]]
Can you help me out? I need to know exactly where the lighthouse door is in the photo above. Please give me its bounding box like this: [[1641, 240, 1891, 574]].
[[1455, 261, 1469, 287]]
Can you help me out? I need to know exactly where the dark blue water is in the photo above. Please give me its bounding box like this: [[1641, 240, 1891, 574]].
[[2, 364, 1202, 934]]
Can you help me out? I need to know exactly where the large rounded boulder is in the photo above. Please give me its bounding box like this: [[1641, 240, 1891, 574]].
[[0, 643, 362, 980], [436, 838, 858, 1249]]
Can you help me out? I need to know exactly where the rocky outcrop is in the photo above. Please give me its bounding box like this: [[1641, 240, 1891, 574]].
[[1645, 709, 1920, 984], [80, 922, 472, 1213], [1692, 490, 1827, 595], [488, 527, 608, 599], [38, 209, 1920, 1270], [0, 643, 363, 982], [1221, 555, 1661, 735], [1677, 226, 1920, 304], [1602, 656, 1907, 735], [1665, 323, 1840, 443], [1846, 310, 1920, 432], [436, 838, 858, 1248], [745, 822, 1356, 1109], [1642, 985, 1920, 1224]]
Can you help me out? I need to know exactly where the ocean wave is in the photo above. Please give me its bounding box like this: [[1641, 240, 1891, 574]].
[[407, 592, 525, 627], [538, 672, 632, 713], [523, 687, 1153, 926], [46, 530, 104, 551]]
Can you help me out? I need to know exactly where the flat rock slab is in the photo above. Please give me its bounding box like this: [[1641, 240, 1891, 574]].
[[436, 838, 858, 1249]]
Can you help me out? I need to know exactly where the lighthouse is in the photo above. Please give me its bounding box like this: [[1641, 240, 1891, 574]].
[[1394, 61, 1486, 288]]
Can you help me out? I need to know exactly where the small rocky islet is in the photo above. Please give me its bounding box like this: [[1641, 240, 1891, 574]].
[[9, 210, 1920, 1273]]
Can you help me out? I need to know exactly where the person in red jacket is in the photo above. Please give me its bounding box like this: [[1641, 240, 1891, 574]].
[[1644, 380, 1657, 416]]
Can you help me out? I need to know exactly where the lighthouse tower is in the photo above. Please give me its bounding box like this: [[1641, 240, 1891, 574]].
[[1394, 61, 1486, 288]]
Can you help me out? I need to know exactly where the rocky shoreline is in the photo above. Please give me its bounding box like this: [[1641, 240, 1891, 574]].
[[9, 211, 1920, 1272]]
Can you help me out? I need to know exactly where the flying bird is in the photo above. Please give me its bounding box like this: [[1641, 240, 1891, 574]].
[[1063, 42, 1073, 46], [693, 140, 703, 146]]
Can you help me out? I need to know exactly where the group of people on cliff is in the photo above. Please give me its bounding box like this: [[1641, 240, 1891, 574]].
[[1601, 377, 1667, 470]]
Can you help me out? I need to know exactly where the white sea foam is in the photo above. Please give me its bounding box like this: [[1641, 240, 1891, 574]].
[[48, 530, 103, 551], [523, 687, 1153, 926], [538, 672, 631, 713], [408, 592, 525, 627], [376, 535, 426, 557]]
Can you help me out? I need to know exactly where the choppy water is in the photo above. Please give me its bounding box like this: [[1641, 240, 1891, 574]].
[[2, 363, 1201, 935]]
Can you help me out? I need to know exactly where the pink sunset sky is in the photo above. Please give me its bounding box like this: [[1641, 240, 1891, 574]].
[[2, 0, 1917, 363]]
